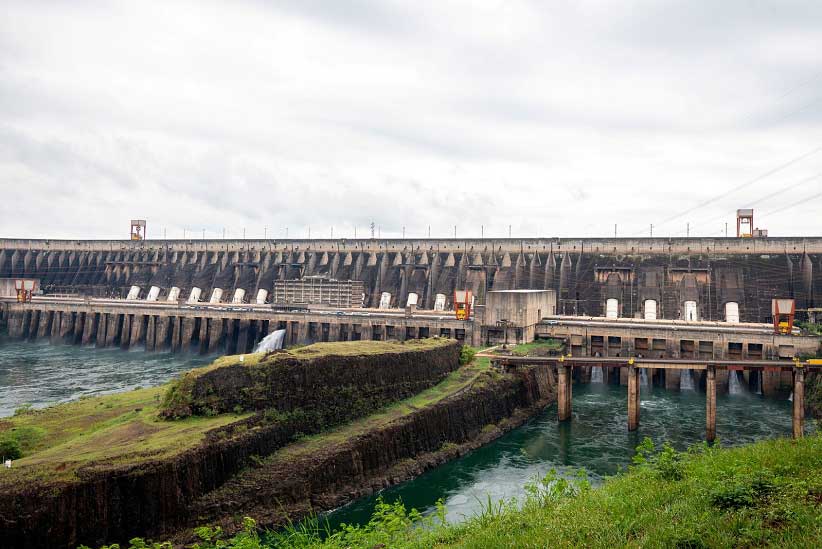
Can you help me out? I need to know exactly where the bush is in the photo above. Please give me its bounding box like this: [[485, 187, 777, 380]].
[[459, 345, 477, 365], [0, 437, 22, 460]]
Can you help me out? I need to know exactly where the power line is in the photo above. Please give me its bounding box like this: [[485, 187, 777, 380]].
[[645, 145, 822, 234], [760, 189, 822, 218], [668, 171, 822, 236]]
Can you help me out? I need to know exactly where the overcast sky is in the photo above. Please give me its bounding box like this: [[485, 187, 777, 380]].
[[1, 1, 821, 240]]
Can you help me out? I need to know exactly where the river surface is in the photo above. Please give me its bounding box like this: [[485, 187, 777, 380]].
[[324, 374, 807, 529], [0, 339, 212, 417]]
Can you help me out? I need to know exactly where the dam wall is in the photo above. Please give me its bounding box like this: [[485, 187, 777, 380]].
[[1, 237, 821, 322]]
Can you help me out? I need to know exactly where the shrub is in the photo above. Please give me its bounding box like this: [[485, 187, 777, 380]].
[[459, 345, 476, 365], [0, 437, 21, 460]]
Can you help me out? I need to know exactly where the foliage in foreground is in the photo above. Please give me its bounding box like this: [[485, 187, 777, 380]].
[[85, 435, 822, 549]]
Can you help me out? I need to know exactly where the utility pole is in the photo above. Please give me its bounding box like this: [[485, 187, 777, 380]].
[[243, 227, 246, 239], [687, 223, 690, 237], [650, 224, 654, 238], [308, 226, 311, 239], [264, 226, 267, 239], [454, 225, 457, 238], [370, 221, 375, 239], [725, 222, 728, 237], [509, 224, 512, 238], [402, 226, 405, 238], [481, 225, 484, 238], [331, 226, 333, 239], [614, 224, 617, 238], [428, 225, 431, 238], [354, 226, 357, 239]]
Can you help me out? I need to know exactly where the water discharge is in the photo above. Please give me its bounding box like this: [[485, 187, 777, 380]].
[[680, 369, 695, 391], [255, 329, 286, 353], [728, 371, 744, 395], [325, 382, 811, 529], [591, 366, 604, 383]]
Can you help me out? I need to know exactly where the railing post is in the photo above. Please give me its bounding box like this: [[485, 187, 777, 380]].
[[793, 362, 805, 439], [706, 365, 716, 443], [627, 360, 639, 431]]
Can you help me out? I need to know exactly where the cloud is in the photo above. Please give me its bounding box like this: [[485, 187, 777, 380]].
[[1, 0, 821, 240]]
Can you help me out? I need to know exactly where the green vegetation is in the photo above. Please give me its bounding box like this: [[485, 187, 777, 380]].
[[797, 321, 822, 336], [0, 384, 251, 485], [99, 435, 822, 548], [509, 338, 564, 356], [160, 338, 455, 418], [458, 345, 476, 365]]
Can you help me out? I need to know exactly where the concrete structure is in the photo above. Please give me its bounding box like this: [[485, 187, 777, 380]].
[[1, 236, 820, 323], [0, 297, 476, 355], [487, 353, 821, 442], [535, 315, 819, 395], [484, 289, 556, 344]]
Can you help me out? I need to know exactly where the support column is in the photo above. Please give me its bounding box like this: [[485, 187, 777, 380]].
[[628, 364, 640, 431], [59, 311, 75, 342], [129, 314, 144, 350], [105, 314, 119, 347], [72, 313, 85, 344], [38, 310, 53, 339], [296, 321, 309, 344], [120, 314, 132, 350], [706, 365, 716, 443], [155, 316, 170, 351], [81, 313, 97, 345], [145, 315, 156, 352], [207, 318, 223, 354], [236, 319, 250, 354], [96, 313, 108, 347], [171, 317, 182, 352], [665, 368, 681, 390], [557, 363, 572, 421], [793, 365, 805, 439], [28, 310, 40, 341], [198, 317, 210, 354], [181, 317, 196, 352]]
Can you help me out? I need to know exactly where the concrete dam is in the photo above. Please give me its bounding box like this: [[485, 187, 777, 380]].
[[1, 236, 820, 322]]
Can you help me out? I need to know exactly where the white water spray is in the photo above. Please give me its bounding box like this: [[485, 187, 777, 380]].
[[255, 329, 286, 353], [640, 369, 650, 388], [591, 366, 604, 383], [680, 369, 695, 391], [728, 371, 744, 395]]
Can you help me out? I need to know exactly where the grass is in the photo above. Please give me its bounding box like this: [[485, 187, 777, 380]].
[[124, 434, 822, 549], [509, 338, 564, 356], [192, 338, 452, 379], [0, 384, 251, 484]]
